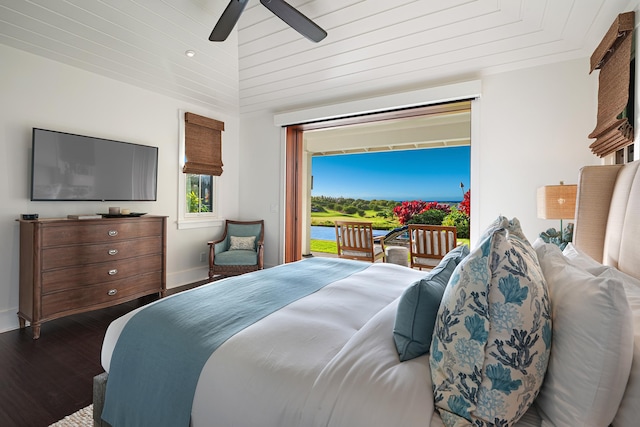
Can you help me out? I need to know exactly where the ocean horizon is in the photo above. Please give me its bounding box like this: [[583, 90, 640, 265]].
[[312, 195, 462, 204]]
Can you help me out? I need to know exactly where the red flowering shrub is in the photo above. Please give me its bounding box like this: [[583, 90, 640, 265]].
[[393, 200, 451, 224], [459, 190, 470, 216], [393, 200, 428, 224], [424, 201, 451, 215]]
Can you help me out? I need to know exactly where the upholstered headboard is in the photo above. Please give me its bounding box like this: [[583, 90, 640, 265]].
[[573, 160, 640, 280]]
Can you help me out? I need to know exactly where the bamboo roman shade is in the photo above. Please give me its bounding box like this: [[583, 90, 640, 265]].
[[183, 112, 225, 176], [588, 11, 635, 158]]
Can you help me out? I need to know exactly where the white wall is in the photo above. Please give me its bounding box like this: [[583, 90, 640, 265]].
[[238, 112, 285, 267], [478, 58, 601, 241], [0, 44, 240, 333], [240, 57, 602, 262]]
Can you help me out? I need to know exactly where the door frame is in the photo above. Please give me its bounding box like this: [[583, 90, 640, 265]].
[[283, 101, 472, 262]]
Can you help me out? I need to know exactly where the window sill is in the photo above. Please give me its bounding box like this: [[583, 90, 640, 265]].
[[177, 217, 225, 230]]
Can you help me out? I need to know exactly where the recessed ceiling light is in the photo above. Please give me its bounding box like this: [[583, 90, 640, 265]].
[[185, 50, 196, 58]]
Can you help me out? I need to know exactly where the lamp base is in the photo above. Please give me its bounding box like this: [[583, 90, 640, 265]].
[[539, 222, 574, 250]]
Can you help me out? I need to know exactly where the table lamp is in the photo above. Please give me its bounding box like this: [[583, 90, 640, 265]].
[[537, 182, 577, 247]]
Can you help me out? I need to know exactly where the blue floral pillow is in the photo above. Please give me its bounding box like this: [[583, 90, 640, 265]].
[[430, 217, 551, 426]]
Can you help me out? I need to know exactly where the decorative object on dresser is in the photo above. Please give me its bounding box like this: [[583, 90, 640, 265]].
[[18, 215, 167, 339], [67, 214, 102, 220]]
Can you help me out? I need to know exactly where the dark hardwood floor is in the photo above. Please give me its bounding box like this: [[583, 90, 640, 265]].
[[0, 281, 208, 427]]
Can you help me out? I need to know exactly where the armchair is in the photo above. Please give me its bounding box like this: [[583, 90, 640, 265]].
[[408, 224, 457, 270], [334, 221, 385, 263], [208, 219, 264, 279]]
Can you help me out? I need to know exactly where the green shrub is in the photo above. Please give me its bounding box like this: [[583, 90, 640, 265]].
[[407, 208, 447, 225], [442, 208, 470, 238], [187, 191, 209, 213]]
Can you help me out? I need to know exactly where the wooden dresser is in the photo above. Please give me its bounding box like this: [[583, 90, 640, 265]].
[[18, 215, 167, 339]]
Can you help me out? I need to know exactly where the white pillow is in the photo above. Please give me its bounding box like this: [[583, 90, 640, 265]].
[[534, 243, 634, 427], [562, 243, 608, 274], [597, 267, 640, 427], [228, 235, 256, 251]]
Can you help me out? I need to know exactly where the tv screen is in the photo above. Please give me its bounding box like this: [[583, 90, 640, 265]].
[[31, 128, 158, 201]]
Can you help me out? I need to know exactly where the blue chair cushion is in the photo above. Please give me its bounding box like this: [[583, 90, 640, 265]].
[[214, 250, 258, 266]]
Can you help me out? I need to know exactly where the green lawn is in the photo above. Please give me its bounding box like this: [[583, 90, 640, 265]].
[[311, 237, 471, 254], [311, 209, 399, 229]]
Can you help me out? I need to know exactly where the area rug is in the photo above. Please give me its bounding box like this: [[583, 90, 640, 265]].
[[49, 405, 92, 427]]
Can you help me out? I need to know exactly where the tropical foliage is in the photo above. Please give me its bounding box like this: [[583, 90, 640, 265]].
[[442, 207, 470, 238], [187, 190, 209, 213], [459, 189, 470, 216], [391, 193, 471, 238], [309, 192, 472, 253], [406, 202, 451, 225], [393, 200, 429, 224]]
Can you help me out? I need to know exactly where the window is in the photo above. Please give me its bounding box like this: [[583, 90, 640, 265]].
[[615, 143, 636, 165], [178, 111, 224, 229], [186, 174, 214, 213], [588, 12, 635, 158]]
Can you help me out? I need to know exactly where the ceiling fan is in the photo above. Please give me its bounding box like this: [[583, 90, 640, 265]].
[[209, 0, 327, 43]]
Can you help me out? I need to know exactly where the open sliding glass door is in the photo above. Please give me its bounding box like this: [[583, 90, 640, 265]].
[[284, 127, 304, 262], [283, 100, 472, 262]]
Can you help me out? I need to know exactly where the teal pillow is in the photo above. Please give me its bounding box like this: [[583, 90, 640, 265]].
[[393, 245, 469, 361]]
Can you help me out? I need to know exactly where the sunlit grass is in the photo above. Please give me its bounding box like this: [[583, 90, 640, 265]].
[[311, 237, 472, 254], [311, 209, 399, 229], [310, 239, 337, 253]]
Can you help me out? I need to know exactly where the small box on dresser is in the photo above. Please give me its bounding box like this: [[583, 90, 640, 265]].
[[18, 215, 167, 339]]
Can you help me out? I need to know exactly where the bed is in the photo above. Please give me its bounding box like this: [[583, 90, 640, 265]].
[[94, 160, 640, 427]]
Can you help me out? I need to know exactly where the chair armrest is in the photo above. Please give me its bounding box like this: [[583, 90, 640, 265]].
[[373, 235, 385, 249], [256, 242, 264, 269], [208, 237, 229, 254], [207, 238, 229, 267]]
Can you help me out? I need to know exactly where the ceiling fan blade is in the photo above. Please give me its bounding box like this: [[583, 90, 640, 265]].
[[260, 0, 327, 42], [209, 0, 250, 42]]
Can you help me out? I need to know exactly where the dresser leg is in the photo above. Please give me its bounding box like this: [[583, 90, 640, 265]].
[[32, 323, 41, 340], [18, 316, 26, 329]]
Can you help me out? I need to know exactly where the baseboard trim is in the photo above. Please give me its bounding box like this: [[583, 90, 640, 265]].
[[0, 308, 21, 334]]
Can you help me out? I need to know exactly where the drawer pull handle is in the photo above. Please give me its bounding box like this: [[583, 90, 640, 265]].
[[108, 289, 118, 296], [108, 230, 118, 237], [108, 269, 118, 275], [108, 249, 119, 256]]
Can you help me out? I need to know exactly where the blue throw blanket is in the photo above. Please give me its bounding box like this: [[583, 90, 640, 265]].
[[101, 257, 369, 427]]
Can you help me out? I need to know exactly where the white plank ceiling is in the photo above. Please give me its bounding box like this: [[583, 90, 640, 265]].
[[0, 0, 633, 115]]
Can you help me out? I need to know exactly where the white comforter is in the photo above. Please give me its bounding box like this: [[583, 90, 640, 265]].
[[101, 262, 542, 427]]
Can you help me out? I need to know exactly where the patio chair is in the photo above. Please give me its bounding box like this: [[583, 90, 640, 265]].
[[208, 219, 264, 279], [335, 221, 386, 263], [408, 224, 457, 269], [380, 225, 409, 246]]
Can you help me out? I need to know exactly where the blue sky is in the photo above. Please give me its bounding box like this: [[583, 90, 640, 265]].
[[311, 146, 470, 202]]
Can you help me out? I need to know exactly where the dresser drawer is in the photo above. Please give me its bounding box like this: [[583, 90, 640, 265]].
[[42, 237, 162, 270], [42, 254, 163, 293], [41, 219, 163, 246], [41, 272, 162, 319]]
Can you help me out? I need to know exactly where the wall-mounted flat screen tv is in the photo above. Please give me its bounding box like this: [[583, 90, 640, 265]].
[[31, 128, 158, 201]]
